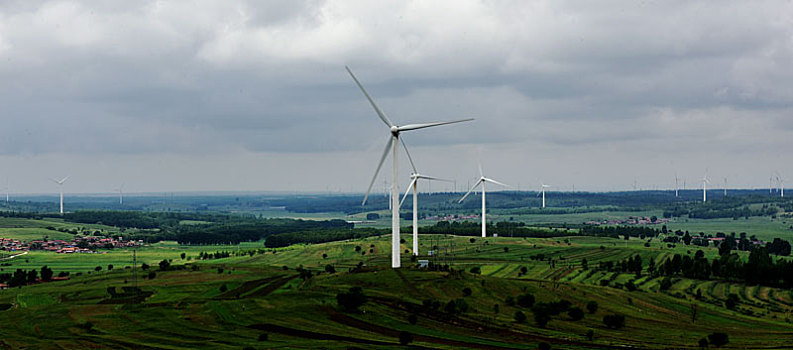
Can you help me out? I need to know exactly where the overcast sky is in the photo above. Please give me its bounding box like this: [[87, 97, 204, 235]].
[[0, 0, 792, 195]]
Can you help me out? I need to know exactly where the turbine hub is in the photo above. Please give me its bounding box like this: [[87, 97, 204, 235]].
[[390, 125, 399, 135]]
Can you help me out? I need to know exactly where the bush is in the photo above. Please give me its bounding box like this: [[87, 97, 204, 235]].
[[337, 287, 367, 312], [586, 329, 594, 341], [399, 331, 413, 345], [462, 287, 472, 297], [517, 293, 535, 308], [324, 264, 336, 274], [659, 277, 673, 291], [147, 271, 156, 280], [586, 301, 598, 314], [568, 307, 585, 321], [708, 332, 729, 347], [514, 310, 527, 323], [469, 266, 481, 274], [258, 333, 268, 341], [538, 342, 551, 350], [698, 337, 708, 348], [602, 314, 625, 329], [219, 284, 228, 292], [625, 280, 637, 292], [444, 299, 469, 314]]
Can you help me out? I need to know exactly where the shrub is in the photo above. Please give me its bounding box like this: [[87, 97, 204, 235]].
[[708, 332, 729, 347], [602, 314, 625, 329], [586, 329, 594, 341], [469, 266, 481, 274], [399, 331, 413, 345], [219, 284, 228, 292], [568, 307, 585, 321], [462, 287, 472, 297], [514, 310, 527, 323], [147, 271, 156, 280], [337, 287, 367, 312], [659, 277, 673, 291], [586, 301, 598, 314], [517, 293, 535, 308], [698, 337, 708, 348], [538, 342, 551, 350], [324, 264, 336, 274]]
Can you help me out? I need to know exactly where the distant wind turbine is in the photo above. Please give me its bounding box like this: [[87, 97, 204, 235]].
[[348, 66, 473, 268], [399, 145, 451, 256], [459, 164, 508, 237], [115, 183, 124, 205], [776, 172, 784, 198], [674, 173, 680, 198], [538, 182, 550, 208], [702, 173, 710, 203], [723, 177, 728, 197], [50, 176, 69, 214]]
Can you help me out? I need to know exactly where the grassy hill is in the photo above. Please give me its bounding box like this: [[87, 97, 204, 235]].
[[0, 233, 790, 349]]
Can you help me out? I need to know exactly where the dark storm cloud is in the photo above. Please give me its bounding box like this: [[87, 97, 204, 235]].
[[0, 0, 791, 192]]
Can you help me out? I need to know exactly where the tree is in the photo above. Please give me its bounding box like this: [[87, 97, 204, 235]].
[[158, 259, 171, 271], [399, 331, 413, 345], [40, 266, 53, 282], [698, 337, 708, 348], [462, 287, 472, 297], [337, 287, 367, 312], [517, 293, 535, 308], [147, 271, 156, 279], [408, 314, 417, 325], [141, 263, 150, 270], [94, 266, 102, 272], [107, 264, 114, 271], [568, 307, 584, 321], [513, 310, 527, 323], [219, 284, 228, 292], [708, 332, 729, 347], [324, 264, 336, 274], [586, 301, 598, 314], [602, 314, 625, 329], [586, 329, 594, 341], [538, 343, 551, 350], [180, 252, 186, 260], [26, 269, 38, 284]]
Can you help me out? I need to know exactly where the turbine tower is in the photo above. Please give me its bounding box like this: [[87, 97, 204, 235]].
[[702, 173, 710, 203], [116, 183, 124, 205], [51, 177, 69, 214], [776, 172, 784, 198], [459, 165, 508, 237], [348, 66, 473, 268], [723, 177, 728, 197], [538, 182, 550, 208], [398, 146, 450, 256], [674, 174, 680, 198]]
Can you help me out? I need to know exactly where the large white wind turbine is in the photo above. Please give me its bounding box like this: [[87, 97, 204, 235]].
[[51, 176, 69, 214], [702, 173, 710, 203], [674, 173, 680, 198], [538, 182, 550, 208], [348, 66, 473, 268], [459, 165, 509, 237], [398, 147, 451, 256], [723, 177, 728, 197]]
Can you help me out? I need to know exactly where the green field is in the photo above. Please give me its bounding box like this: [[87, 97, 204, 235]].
[[0, 230, 789, 349]]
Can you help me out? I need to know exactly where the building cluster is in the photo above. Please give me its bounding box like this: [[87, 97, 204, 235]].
[[0, 236, 141, 254], [585, 216, 670, 226], [426, 214, 480, 221]]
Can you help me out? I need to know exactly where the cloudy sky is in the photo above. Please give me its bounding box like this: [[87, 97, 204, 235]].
[[1, 0, 792, 194]]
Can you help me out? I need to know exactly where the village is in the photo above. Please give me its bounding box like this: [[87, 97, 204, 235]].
[[0, 236, 141, 254]]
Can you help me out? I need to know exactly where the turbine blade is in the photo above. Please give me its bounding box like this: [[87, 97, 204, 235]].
[[484, 177, 509, 187], [400, 178, 417, 208], [345, 66, 393, 128], [400, 138, 417, 174], [397, 118, 474, 132], [417, 175, 452, 182], [362, 137, 393, 206], [60, 176, 69, 184], [459, 179, 482, 203], [478, 162, 483, 178]]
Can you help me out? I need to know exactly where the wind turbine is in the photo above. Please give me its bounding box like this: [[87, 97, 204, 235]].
[[459, 165, 508, 237], [115, 183, 124, 205], [398, 147, 451, 256], [776, 172, 784, 197], [50, 176, 69, 214], [723, 177, 728, 197], [537, 182, 550, 208], [702, 173, 710, 203], [348, 66, 473, 268], [674, 173, 680, 198]]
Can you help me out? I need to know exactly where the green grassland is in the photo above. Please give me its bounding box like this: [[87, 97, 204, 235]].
[[0, 231, 790, 349]]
